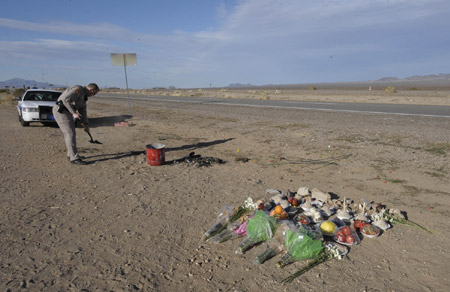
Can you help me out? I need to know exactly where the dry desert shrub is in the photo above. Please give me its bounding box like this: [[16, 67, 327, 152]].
[[172, 91, 182, 96], [13, 88, 25, 96], [384, 86, 397, 94], [307, 86, 317, 90], [0, 94, 15, 105]]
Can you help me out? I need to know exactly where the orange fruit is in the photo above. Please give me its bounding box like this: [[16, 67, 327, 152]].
[[274, 205, 283, 215], [280, 211, 288, 220]]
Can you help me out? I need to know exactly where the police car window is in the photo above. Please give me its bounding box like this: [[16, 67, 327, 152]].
[[43, 93, 52, 101], [24, 93, 35, 100], [52, 92, 62, 100]]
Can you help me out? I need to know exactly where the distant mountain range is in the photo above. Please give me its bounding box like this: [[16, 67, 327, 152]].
[[227, 73, 450, 88], [0, 78, 64, 89], [373, 74, 450, 82], [1, 74, 449, 90]]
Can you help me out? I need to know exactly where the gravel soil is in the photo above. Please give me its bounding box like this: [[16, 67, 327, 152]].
[[1, 91, 450, 292]]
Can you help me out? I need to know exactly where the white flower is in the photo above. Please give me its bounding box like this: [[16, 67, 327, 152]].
[[324, 243, 344, 260], [243, 197, 257, 210], [371, 209, 388, 221]]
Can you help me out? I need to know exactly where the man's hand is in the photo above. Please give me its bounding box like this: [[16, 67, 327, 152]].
[[73, 113, 81, 120]]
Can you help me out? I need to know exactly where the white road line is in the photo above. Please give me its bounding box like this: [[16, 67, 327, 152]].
[[286, 101, 338, 105], [209, 102, 450, 118]]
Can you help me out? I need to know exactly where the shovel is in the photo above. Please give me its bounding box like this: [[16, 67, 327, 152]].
[[80, 122, 103, 144]]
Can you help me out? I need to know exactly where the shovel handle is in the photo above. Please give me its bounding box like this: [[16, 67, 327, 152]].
[[80, 122, 102, 144], [80, 122, 93, 140], [80, 122, 88, 132]]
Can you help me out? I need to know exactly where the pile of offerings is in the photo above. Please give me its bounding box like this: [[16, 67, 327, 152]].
[[202, 187, 432, 284]]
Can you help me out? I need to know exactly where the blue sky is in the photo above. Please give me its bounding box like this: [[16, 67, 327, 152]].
[[1, 0, 449, 88]]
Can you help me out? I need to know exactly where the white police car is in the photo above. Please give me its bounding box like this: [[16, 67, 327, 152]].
[[16, 89, 62, 126]]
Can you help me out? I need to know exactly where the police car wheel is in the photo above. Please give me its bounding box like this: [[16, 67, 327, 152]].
[[19, 112, 29, 127]]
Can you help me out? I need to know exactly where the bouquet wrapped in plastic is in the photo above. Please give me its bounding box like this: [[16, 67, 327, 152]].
[[281, 242, 348, 284], [253, 221, 297, 264], [203, 201, 255, 241], [207, 217, 250, 244], [202, 205, 235, 240], [276, 226, 323, 268], [235, 210, 278, 254]]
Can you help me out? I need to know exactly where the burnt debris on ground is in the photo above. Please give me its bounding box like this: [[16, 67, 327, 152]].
[[169, 152, 225, 167]]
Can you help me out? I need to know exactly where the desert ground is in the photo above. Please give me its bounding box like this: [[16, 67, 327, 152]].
[[104, 83, 450, 106], [1, 87, 450, 291]]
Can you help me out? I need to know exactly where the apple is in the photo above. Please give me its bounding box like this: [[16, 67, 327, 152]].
[[346, 235, 355, 244], [336, 234, 346, 242], [341, 226, 352, 236]]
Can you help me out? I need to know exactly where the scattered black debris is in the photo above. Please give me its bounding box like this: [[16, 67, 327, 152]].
[[235, 157, 250, 163], [173, 152, 225, 167]]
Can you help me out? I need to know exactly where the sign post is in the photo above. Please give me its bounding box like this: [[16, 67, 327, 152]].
[[110, 53, 137, 115]]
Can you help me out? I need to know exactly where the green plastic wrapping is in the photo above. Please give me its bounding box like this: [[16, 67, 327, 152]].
[[246, 210, 278, 242], [284, 229, 323, 261], [253, 221, 298, 264]]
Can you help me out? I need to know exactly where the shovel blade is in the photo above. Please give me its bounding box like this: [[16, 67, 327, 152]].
[[88, 139, 102, 144], [87, 132, 102, 144]]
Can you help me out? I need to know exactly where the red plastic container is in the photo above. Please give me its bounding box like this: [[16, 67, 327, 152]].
[[146, 143, 165, 165]]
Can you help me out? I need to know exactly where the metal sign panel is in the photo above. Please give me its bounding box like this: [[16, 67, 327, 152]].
[[110, 53, 137, 66]]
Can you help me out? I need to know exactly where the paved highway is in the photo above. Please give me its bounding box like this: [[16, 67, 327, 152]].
[[100, 94, 450, 118]]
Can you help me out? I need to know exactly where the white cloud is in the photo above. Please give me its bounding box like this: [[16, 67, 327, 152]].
[[0, 17, 150, 43], [215, 2, 228, 20], [0, 39, 112, 61]]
